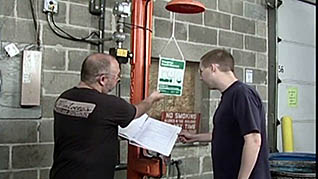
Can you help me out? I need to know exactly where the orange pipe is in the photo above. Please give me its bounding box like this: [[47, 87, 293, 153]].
[[128, 0, 165, 178], [129, 0, 145, 104], [144, 0, 153, 96], [128, 0, 144, 177]]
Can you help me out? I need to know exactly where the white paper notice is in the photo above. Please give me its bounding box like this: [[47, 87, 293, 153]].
[[119, 114, 181, 156], [245, 69, 253, 83]]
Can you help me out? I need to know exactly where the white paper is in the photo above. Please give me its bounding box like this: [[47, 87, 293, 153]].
[[118, 114, 148, 139], [118, 114, 181, 156]]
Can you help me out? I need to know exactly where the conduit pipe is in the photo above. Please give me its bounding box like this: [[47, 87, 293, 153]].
[[127, 0, 205, 178], [127, 0, 166, 178]]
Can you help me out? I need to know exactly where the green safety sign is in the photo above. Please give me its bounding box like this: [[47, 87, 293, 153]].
[[157, 57, 186, 96]]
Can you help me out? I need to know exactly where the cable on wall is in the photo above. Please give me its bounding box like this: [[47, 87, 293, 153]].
[[29, 0, 41, 48], [46, 4, 114, 46], [47, 12, 100, 45]]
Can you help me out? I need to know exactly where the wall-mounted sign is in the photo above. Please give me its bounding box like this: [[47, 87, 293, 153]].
[[161, 112, 200, 134], [157, 57, 186, 96], [287, 87, 298, 107], [245, 69, 253, 83]]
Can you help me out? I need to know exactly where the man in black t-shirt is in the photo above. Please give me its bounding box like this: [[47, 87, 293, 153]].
[[49, 53, 164, 179], [179, 49, 271, 179]]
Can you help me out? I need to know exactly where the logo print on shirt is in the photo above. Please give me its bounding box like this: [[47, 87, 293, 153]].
[[54, 98, 96, 118]]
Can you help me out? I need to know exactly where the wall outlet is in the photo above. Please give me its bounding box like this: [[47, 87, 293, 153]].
[[43, 0, 58, 14]]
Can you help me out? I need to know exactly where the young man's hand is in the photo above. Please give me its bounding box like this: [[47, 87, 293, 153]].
[[178, 130, 197, 143], [178, 131, 212, 143]]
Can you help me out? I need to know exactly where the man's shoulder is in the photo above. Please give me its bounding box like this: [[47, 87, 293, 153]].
[[232, 81, 257, 95], [226, 81, 248, 95], [58, 88, 131, 106], [57, 87, 109, 104]]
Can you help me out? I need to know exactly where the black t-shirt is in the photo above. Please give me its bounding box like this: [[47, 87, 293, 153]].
[[50, 87, 136, 179], [211, 81, 271, 179]]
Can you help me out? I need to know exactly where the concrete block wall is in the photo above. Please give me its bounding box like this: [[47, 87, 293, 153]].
[[0, 0, 268, 178]]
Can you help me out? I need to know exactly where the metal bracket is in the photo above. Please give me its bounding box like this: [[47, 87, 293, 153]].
[[266, 2, 275, 9], [266, 0, 275, 9], [89, 0, 102, 15], [277, 0, 283, 8], [266, 0, 283, 9]]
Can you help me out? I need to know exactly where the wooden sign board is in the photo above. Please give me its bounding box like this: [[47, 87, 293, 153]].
[[161, 112, 200, 134]]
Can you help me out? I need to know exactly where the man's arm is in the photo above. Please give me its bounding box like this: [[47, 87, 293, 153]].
[[238, 132, 261, 179], [134, 91, 164, 118], [179, 131, 212, 143]]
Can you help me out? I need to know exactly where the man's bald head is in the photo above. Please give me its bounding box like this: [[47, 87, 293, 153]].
[[80, 53, 117, 84]]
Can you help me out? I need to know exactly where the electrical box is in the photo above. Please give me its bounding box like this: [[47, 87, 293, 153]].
[[4, 43, 20, 57], [21, 50, 42, 106], [109, 48, 132, 64], [43, 0, 58, 14]]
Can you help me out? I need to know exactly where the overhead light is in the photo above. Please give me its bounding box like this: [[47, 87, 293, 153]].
[[165, 0, 206, 14]]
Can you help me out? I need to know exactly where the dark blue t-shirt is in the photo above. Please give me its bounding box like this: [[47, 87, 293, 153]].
[[211, 81, 271, 179]]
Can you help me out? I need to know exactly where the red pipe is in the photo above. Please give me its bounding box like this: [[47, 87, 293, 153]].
[[128, 0, 165, 178]]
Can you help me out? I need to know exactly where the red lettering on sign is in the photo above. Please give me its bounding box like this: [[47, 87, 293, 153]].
[[161, 112, 200, 134]]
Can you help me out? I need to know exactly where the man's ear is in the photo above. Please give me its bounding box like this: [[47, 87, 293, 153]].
[[211, 64, 218, 72], [98, 75, 106, 86], [210, 64, 215, 72]]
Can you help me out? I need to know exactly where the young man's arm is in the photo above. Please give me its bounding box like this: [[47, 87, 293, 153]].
[[238, 132, 261, 179], [178, 131, 212, 143]]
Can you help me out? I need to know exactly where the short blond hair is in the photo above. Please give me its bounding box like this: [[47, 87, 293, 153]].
[[200, 49, 234, 72]]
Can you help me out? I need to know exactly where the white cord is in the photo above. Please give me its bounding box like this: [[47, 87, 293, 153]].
[[159, 13, 185, 60]]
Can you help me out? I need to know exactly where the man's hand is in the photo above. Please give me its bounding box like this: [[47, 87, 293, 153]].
[[148, 90, 164, 103], [134, 91, 164, 118], [179, 131, 212, 143]]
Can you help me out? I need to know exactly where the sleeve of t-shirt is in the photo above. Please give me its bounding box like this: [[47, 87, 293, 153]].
[[107, 96, 136, 128], [233, 87, 261, 136]]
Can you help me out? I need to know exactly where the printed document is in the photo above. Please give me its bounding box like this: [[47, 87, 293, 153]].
[[118, 114, 182, 156]]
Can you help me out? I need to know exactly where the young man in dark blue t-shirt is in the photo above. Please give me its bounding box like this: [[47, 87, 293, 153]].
[[179, 49, 271, 179]]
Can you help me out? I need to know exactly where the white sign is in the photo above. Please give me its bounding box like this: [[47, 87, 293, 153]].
[[157, 57, 186, 96], [245, 69, 253, 83]]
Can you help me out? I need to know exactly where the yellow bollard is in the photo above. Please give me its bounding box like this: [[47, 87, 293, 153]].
[[281, 116, 294, 152]]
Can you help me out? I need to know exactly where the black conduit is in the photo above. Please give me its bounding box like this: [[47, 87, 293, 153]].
[[98, 0, 106, 53], [168, 159, 182, 179]]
